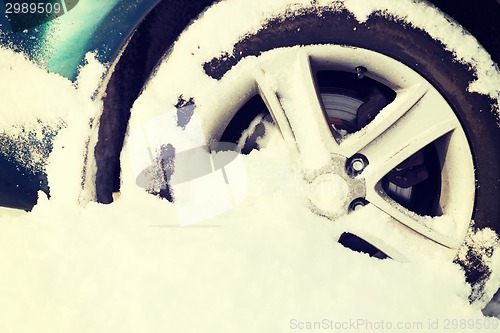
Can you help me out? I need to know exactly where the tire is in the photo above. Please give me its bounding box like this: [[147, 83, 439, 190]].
[[93, 0, 500, 302]]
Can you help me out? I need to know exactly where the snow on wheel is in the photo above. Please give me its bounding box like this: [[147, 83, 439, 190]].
[[92, 0, 500, 302]]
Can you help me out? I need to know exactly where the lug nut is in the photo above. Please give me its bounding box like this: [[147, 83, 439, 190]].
[[347, 154, 369, 177], [351, 158, 365, 172], [349, 198, 369, 212]]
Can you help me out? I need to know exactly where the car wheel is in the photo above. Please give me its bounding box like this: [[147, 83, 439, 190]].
[[92, 0, 500, 301]]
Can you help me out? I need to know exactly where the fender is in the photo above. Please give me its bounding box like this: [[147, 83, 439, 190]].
[[0, 0, 161, 80]]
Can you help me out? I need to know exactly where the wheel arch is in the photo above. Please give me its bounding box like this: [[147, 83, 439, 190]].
[[93, 0, 217, 203]]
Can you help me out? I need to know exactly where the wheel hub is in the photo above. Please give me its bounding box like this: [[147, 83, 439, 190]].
[[308, 155, 367, 217]]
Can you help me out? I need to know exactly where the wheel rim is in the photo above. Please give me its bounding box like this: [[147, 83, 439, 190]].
[[124, 44, 476, 262]]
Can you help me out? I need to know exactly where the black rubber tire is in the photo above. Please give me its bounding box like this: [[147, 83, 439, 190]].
[[95, 1, 499, 295]]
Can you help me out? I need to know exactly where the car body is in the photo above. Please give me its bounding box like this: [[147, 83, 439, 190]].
[[0, 0, 161, 79]]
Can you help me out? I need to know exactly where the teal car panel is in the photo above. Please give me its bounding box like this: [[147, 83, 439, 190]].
[[0, 0, 160, 80]]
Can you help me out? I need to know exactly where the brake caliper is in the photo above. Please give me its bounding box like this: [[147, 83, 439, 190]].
[[385, 152, 429, 188]]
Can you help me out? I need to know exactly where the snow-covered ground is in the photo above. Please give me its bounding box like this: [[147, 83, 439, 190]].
[[1, 0, 500, 331]]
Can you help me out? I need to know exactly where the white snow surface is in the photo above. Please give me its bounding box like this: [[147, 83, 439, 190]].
[[1, 0, 500, 332]]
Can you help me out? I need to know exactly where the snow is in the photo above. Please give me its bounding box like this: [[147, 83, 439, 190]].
[[1, 0, 500, 332], [1, 148, 499, 332]]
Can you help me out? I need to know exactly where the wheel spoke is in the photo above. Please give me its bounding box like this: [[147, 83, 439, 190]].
[[338, 82, 430, 157], [340, 204, 459, 262], [254, 50, 335, 172], [358, 87, 460, 186], [365, 186, 462, 249]]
